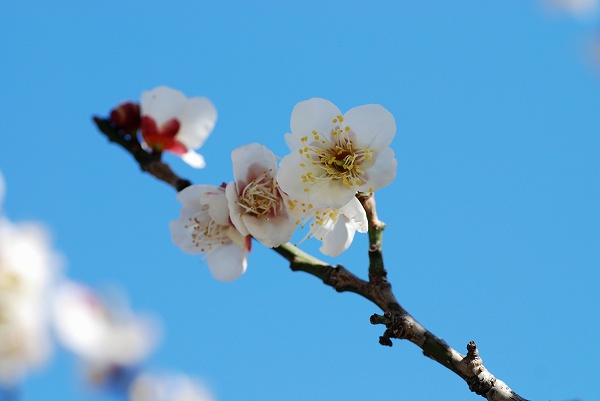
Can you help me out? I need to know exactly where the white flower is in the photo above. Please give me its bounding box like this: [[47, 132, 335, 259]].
[[52, 281, 157, 367], [140, 86, 217, 168], [129, 372, 216, 401], [290, 196, 368, 256], [278, 98, 397, 210], [170, 185, 249, 282], [0, 176, 60, 385], [543, 0, 598, 15], [225, 143, 297, 248]]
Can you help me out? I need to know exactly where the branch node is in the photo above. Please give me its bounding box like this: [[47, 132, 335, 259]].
[[379, 333, 393, 347]]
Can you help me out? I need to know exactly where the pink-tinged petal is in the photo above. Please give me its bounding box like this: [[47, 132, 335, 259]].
[[242, 212, 296, 248], [176, 97, 217, 149], [290, 98, 341, 142], [166, 140, 188, 156], [343, 104, 396, 149], [226, 182, 251, 237], [339, 197, 368, 233], [356, 147, 397, 193], [180, 150, 206, 168], [141, 116, 182, 151], [140, 86, 187, 126], [205, 243, 247, 282], [319, 217, 356, 257], [231, 143, 277, 187], [226, 226, 250, 251]]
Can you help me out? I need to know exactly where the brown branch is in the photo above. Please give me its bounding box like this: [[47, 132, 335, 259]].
[[92, 117, 192, 192], [93, 118, 529, 401]]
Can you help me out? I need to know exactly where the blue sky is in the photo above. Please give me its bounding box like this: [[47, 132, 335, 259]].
[[1, 1, 599, 400]]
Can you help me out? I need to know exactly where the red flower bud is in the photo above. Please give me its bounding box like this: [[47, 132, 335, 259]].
[[110, 102, 141, 132]]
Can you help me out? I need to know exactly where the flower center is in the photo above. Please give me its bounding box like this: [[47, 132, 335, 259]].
[[237, 171, 282, 219], [298, 116, 374, 189], [185, 206, 230, 252]]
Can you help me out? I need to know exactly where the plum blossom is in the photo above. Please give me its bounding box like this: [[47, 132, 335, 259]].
[[170, 185, 249, 282], [140, 86, 217, 168], [278, 98, 397, 210], [0, 174, 61, 386], [52, 281, 158, 370], [226, 143, 297, 248], [543, 0, 598, 15], [129, 372, 216, 401], [289, 196, 368, 257]]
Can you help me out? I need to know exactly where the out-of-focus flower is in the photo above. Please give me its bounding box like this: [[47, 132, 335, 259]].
[[542, 0, 599, 15], [289, 196, 368, 256], [170, 185, 249, 282], [278, 98, 397, 210], [140, 86, 217, 168], [0, 173, 60, 386], [129, 372, 216, 401], [226, 143, 297, 248], [52, 281, 157, 369]]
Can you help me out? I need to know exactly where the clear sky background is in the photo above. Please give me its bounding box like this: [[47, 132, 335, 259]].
[[1, 1, 599, 400]]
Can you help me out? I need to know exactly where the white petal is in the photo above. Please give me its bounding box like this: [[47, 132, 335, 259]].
[[231, 143, 277, 187], [205, 190, 230, 226], [169, 220, 204, 255], [225, 182, 250, 237], [357, 146, 397, 193], [319, 217, 357, 257], [343, 104, 396, 149], [340, 197, 368, 233], [176, 97, 217, 149], [140, 86, 187, 126], [290, 98, 341, 142], [278, 153, 352, 208], [284, 133, 300, 151], [181, 150, 206, 168], [242, 212, 296, 248], [176, 185, 219, 210], [205, 243, 247, 282], [309, 179, 356, 209]]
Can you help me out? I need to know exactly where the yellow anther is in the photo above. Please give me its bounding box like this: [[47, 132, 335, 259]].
[[337, 115, 344, 122], [344, 126, 350, 131]]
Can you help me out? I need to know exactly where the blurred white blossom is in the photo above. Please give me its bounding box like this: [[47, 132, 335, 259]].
[[140, 86, 217, 168], [0, 173, 61, 386], [542, 0, 599, 16], [53, 281, 158, 369], [129, 373, 215, 401]]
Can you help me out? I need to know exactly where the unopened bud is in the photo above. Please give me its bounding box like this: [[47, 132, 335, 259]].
[[110, 102, 141, 132]]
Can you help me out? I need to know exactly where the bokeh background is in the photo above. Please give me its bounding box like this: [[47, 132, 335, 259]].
[[1, 1, 599, 400]]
